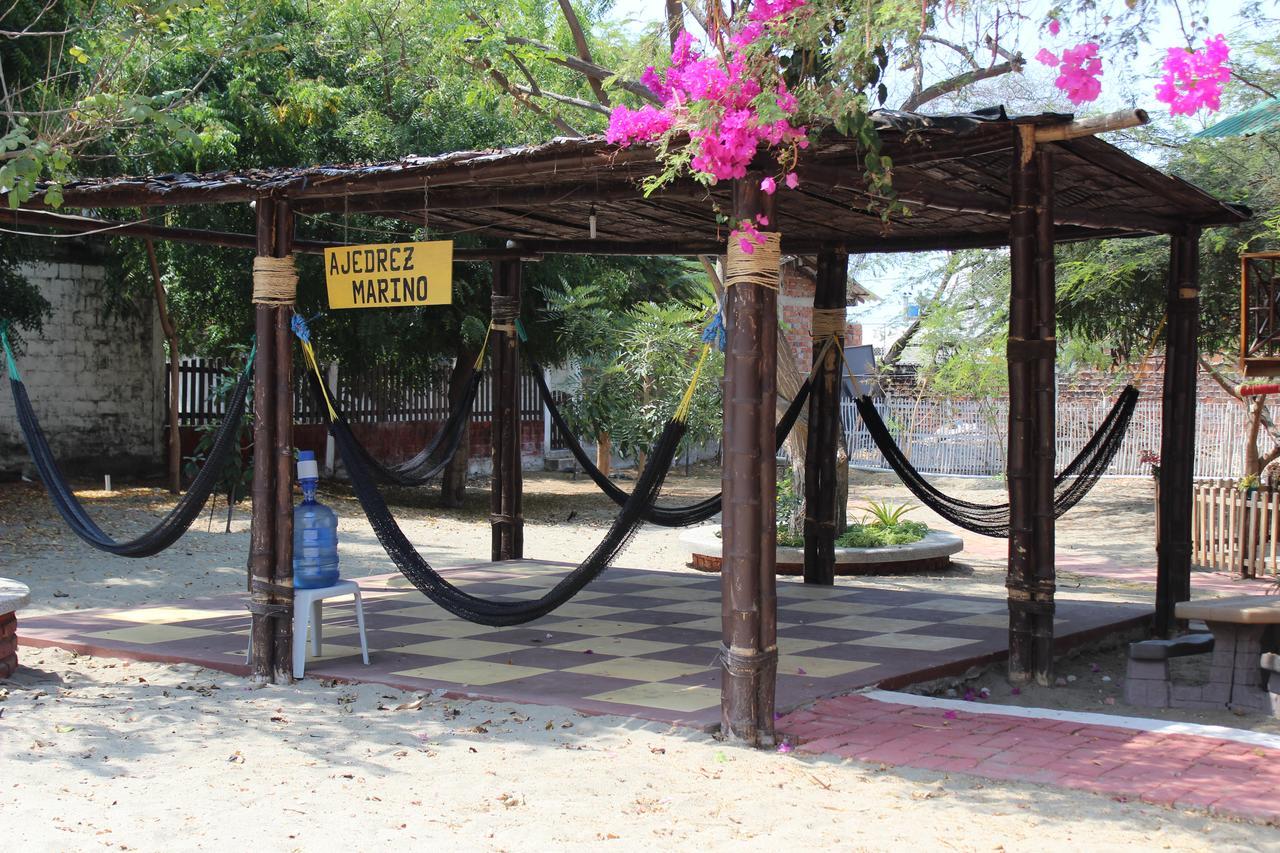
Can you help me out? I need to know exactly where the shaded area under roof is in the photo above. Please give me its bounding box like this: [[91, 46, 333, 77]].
[[13, 108, 1250, 256]]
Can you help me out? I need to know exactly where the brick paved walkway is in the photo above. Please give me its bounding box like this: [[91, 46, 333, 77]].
[[779, 693, 1280, 825]]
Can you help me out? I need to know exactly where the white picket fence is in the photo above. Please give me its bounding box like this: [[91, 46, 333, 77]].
[[842, 396, 1247, 479]]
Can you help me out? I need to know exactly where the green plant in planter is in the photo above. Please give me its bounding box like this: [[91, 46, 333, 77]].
[[834, 501, 929, 548], [776, 468, 805, 547]]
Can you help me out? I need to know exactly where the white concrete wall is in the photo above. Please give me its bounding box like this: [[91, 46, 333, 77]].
[[0, 258, 165, 478]]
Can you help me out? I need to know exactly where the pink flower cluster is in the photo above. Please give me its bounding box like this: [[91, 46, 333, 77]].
[[733, 213, 770, 253], [1156, 34, 1230, 115], [1036, 42, 1103, 105]]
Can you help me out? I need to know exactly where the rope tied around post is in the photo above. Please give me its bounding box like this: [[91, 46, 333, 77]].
[[252, 255, 298, 305], [811, 308, 846, 338], [725, 232, 781, 290]]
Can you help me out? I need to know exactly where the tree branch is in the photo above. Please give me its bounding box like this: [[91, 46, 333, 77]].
[[555, 0, 610, 106], [514, 85, 610, 115], [899, 57, 1023, 112], [502, 35, 662, 104], [464, 56, 583, 137]]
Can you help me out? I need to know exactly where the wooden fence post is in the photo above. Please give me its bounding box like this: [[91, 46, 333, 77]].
[[1156, 228, 1201, 637], [720, 175, 779, 746]]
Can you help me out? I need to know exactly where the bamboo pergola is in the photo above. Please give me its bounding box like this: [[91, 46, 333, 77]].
[[2, 106, 1250, 747]]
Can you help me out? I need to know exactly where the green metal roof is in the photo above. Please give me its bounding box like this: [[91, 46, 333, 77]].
[[1195, 98, 1280, 138]]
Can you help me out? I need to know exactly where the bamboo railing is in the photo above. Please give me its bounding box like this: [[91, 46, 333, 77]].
[[1192, 479, 1280, 578]]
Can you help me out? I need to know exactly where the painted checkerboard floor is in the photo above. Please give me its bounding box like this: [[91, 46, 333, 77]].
[[17, 561, 1148, 727]]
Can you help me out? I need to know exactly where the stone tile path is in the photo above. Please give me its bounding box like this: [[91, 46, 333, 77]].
[[779, 692, 1280, 825]]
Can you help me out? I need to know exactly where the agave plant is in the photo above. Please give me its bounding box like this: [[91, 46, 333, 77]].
[[858, 500, 918, 527]]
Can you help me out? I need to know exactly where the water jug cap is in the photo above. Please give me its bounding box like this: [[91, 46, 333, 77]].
[[297, 449, 319, 480]]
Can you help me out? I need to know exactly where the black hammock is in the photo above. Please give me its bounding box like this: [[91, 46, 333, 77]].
[[324, 393, 685, 626], [529, 358, 812, 527], [6, 358, 253, 557], [309, 369, 480, 486], [854, 384, 1140, 538]]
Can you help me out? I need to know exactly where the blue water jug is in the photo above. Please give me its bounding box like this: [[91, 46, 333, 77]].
[[293, 450, 340, 589]]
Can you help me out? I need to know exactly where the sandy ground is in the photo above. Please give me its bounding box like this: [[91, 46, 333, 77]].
[[2, 469, 1279, 848]]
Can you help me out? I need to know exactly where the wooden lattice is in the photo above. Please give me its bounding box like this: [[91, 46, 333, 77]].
[[1241, 252, 1280, 376]]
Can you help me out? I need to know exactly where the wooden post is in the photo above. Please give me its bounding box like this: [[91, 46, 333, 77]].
[[270, 198, 295, 683], [491, 259, 524, 560], [720, 175, 779, 746], [1156, 228, 1201, 637], [144, 238, 182, 495], [803, 251, 847, 585], [1007, 129, 1057, 685], [248, 198, 278, 683]]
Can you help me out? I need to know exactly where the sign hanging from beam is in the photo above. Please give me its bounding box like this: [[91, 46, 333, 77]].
[[324, 240, 453, 309]]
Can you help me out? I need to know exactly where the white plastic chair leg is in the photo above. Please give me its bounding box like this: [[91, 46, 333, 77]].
[[353, 589, 370, 665], [293, 593, 310, 678], [311, 598, 323, 655]]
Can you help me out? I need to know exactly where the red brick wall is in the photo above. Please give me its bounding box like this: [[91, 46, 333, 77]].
[[1057, 355, 1236, 405], [779, 266, 862, 376], [0, 612, 17, 679]]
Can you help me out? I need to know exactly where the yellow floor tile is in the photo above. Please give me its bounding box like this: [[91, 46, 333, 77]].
[[779, 656, 877, 678], [905, 597, 1005, 614], [612, 572, 709, 587], [810, 615, 933, 633], [783, 600, 883, 616], [539, 619, 649, 637], [391, 660, 548, 686], [552, 636, 680, 656], [849, 633, 980, 651], [547, 602, 630, 619], [586, 682, 719, 712], [566, 657, 706, 681], [675, 617, 793, 633], [380, 604, 453, 620], [393, 638, 525, 659], [99, 607, 243, 625], [776, 583, 855, 600], [86, 624, 220, 644], [500, 574, 571, 588], [649, 601, 718, 616], [776, 636, 838, 655], [629, 586, 720, 602], [383, 620, 501, 639], [949, 614, 1008, 629]]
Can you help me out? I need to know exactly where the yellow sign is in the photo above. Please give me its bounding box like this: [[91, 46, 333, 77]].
[[324, 240, 453, 309]]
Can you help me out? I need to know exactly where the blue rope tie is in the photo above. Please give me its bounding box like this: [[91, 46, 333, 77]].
[[290, 311, 311, 344], [0, 321, 21, 382], [701, 312, 726, 352]]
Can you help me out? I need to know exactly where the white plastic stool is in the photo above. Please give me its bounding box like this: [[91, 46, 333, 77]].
[[246, 579, 370, 678]]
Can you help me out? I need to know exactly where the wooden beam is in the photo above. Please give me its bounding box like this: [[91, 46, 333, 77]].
[[292, 181, 710, 214], [1032, 109, 1149, 143], [490, 260, 524, 561], [248, 198, 278, 684], [1156, 228, 1202, 637], [803, 252, 846, 586], [720, 173, 779, 747]]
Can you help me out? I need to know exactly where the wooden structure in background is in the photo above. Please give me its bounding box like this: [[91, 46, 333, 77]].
[[1193, 478, 1280, 578], [1240, 252, 1280, 376], [4, 107, 1248, 743]]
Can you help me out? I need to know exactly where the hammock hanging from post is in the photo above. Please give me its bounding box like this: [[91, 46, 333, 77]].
[[1, 323, 255, 557], [853, 384, 1140, 538], [294, 316, 694, 625]]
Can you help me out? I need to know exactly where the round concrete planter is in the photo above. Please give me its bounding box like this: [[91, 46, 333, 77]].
[[0, 578, 31, 679], [680, 526, 964, 576]]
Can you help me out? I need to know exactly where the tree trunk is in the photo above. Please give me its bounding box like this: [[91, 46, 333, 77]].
[[1245, 395, 1266, 478], [145, 239, 181, 494], [596, 431, 611, 477], [441, 346, 476, 507]]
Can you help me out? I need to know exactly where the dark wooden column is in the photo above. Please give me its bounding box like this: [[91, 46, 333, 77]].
[[248, 198, 277, 683], [720, 175, 779, 746], [270, 199, 295, 683], [491, 259, 524, 561], [1007, 129, 1057, 685], [803, 251, 847, 585], [1156, 228, 1201, 637]]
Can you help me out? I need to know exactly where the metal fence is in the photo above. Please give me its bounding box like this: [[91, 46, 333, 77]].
[[842, 395, 1247, 479], [169, 358, 543, 426]]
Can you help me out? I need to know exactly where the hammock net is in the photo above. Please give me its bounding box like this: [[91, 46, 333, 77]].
[[854, 384, 1140, 537]]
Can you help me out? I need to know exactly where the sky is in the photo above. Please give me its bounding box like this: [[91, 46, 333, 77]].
[[599, 0, 1257, 350]]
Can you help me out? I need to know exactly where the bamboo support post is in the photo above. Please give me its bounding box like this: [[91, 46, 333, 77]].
[[1031, 109, 1149, 143], [1156, 228, 1201, 637], [248, 198, 279, 683], [803, 251, 847, 585], [490, 259, 524, 561], [720, 174, 779, 746], [270, 199, 296, 683], [1006, 128, 1057, 685]]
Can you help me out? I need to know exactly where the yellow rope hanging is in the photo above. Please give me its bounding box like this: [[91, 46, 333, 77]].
[[1130, 312, 1168, 388], [473, 323, 494, 370], [674, 344, 712, 424], [811, 308, 846, 338], [252, 256, 298, 305], [725, 232, 782, 290], [299, 338, 337, 421]]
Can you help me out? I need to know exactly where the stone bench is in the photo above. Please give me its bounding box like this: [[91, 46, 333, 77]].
[[0, 579, 32, 679], [1164, 595, 1280, 714], [1124, 634, 1214, 708]]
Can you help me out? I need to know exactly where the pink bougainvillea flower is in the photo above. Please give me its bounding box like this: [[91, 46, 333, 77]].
[[760, 176, 777, 194], [943, 710, 958, 720], [785, 172, 799, 189], [1035, 47, 1059, 67], [1156, 34, 1230, 115], [1055, 42, 1103, 104], [755, 213, 769, 225], [605, 104, 673, 146], [776, 742, 794, 754], [1047, 18, 1061, 36]]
